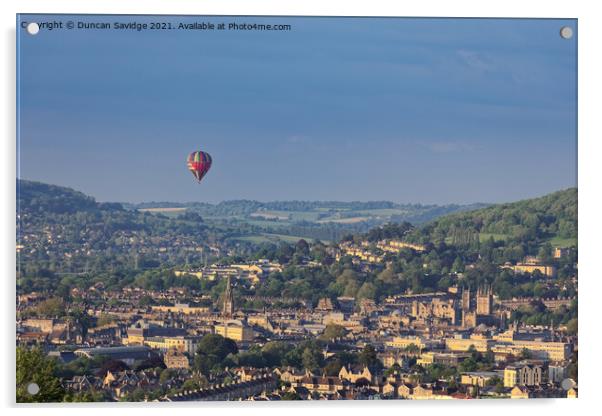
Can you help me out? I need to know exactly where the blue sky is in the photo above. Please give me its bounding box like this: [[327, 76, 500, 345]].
[[17, 16, 577, 204]]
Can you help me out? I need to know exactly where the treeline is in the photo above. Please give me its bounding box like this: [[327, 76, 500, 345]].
[[363, 222, 414, 242]]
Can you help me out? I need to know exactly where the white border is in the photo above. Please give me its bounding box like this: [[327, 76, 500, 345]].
[[2, 1, 601, 415]]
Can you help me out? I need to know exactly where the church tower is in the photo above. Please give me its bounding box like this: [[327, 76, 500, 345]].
[[476, 285, 493, 315], [462, 287, 471, 312], [222, 275, 234, 317]]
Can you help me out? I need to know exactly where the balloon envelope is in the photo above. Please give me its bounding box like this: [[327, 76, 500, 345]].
[[187, 151, 212, 183]]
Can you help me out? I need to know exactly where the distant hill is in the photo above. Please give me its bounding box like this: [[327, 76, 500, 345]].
[[412, 188, 577, 247], [17, 180, 126, 215], [124, 199, 488, 226], [16, 179, 491, 247], [18, 180, 99, 214], [17, 179, 214, 278], [18, 179, 575, 251], [18, 180, 575, 239]]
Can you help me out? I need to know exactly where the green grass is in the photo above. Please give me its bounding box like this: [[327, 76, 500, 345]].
[[546, 236, 577, 248], [317, 216, 369, 224], [231, 235, 273, 244], [248, 208, 414, 224], [280, 211, 322, 222], [249, 210, 322, 222], [138, 207, 187, 218], [442, 233, 508, 245], [243, 220, 292, 228], [352, 208, 410, 216], [468, 233, 576, 248], [314, 207, 349, 212], [232, 233, 330, 244], [479, 233, 509, 242], [202, 215, 246, 221]]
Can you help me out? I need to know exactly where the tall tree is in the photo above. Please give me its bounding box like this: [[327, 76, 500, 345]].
[[16, 347, 65, 403]]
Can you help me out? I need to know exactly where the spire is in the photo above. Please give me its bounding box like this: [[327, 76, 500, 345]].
[[222, 275, 234, 317]]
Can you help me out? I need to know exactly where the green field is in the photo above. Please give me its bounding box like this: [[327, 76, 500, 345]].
[[547, 236, 577, 248], [251, 210, 322, 222], [317, 216, 369, 224], [444, 233, 509, 245], [316, 208, 411, 223], [444, 232, 577, 248], [353, 208, 411, 217], [231, 233, 328, 244], [138, 207, 187, 218], [249, 208, 414, 224], [314, 207, 349, 212], [243, 219, 292, 228], [479, 233, 509, 242]]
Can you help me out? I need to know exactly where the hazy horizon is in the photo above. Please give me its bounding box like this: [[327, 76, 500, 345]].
[[18, 16, 577, 205], [17, 177, 575, 207]]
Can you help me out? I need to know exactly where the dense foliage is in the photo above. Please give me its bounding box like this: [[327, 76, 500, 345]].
[[409, 188, 577, 247], [17, 347, 65, 403]]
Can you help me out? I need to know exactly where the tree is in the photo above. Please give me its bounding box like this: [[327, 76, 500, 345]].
[[566, 318, 578, 335], [458, 357, 478, 373], [123, 387, 146, 402], [384, 363, 402, 377], [343, 280, 360, 297], [377, 268, 396, 284], [358, 344, 382, 370], [281, 391, 301, 400], [468, 345, 482, 361], [337, 269, 358, 286], [422, 363, 457, 383], [134, 355, 166, 371], [17, 347, 65, 403], [159, 368, 178, 384], [319, 324, 347, 342], [538, 243, 553, 264], [295, 239, 310, 256], [519, 348, 532, 360], [196, 334, 238, 359], [35, 298, 65, 317], [568, 362, 578, 382], [65, 390, 109, 402], [96, 313, 117, 327], [237, 351, 267, 368], [452, 256, 465, 273], [404, 343, 421, 355], [97, 359, 129, 376], [292, 340, 323, 371], [356, 282, 377, 301], [194, 333, 238, 374], [261, 341, 292, 367], [486, 376, 502, 387], [323, 359, 343, 376], [301, 344, 323, 372], [181, 376, 208, 391], [138, 294, 155, 308]]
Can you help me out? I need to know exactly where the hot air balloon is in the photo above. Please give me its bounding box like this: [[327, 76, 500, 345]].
[[187, 151, 213, 183]]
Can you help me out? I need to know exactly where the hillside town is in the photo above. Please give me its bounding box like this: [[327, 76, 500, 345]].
[[17, 234, 578, 401]]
